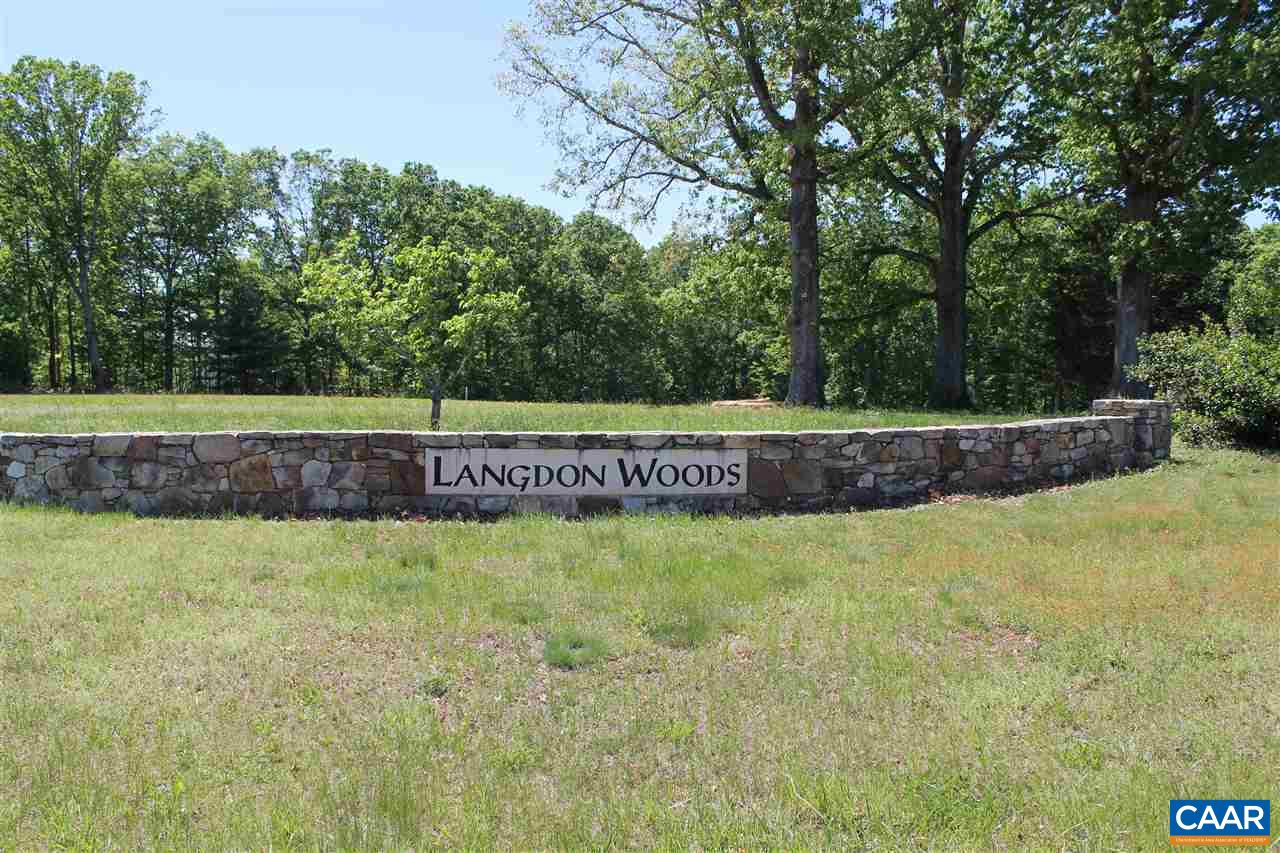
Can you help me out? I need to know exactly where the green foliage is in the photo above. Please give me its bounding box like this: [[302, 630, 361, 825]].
[[542, 628, 608, 670], [1131, 322, 1280, 447], [1225, 224, 1280, 336]]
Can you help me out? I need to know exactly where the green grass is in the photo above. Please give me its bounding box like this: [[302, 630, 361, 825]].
[[0, 442, 1275, 848], [0, 393, 1049, 434]]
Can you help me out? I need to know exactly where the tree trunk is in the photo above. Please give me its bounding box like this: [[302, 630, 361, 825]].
[[784, 117, 823, 404], [163, 274, 176, 393], [45, 289, 60, 389], [1111, 184, 1157, 397], [66, 290, 78, 388], [929, 178, 971, 409], [74, 250, 107, 392], [430, 375, 443, 430]]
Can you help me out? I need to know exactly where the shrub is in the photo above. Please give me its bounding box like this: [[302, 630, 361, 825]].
[[543, 628, 608, 670], [1130, 321, 1280, 447]]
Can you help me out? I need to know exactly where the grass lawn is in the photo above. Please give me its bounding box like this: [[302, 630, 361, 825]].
[[1, 435, 1277, 849], [0, 393, 1049, 434]]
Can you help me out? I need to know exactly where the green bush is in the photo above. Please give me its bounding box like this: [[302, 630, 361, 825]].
[[1130, 321, 1280, 447]]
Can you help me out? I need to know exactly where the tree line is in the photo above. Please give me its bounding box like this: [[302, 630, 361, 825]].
[[0, 0, 1277, 410]]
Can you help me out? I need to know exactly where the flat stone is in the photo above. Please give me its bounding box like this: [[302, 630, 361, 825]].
[[230, 455, 274, 492], [45, 464, 71, 491], [14, 477, 48, 501], [69, 457, 114, 488], [296, 487, 339, 513], [390, 461, 426, 496], [130, 462, 167, 490], [781, 460, 823, 494], [5, 461, 24, 478], [339, 492, 369, 512], [92, 434, 132, 457], [759, 444, 792, 461], [327, 461, 366, 490], [371, 432, 414, 451], [747, 459, 787, 499], [151, 486, 202, 515], [578, 496, 622, 515], [192, 434, 241, 463], [300, 460, 332, 487], [183, 463, 227, 493], [128, 435, 159, 461], [478, 495, 514, 513], [629, 433, 670, 449], [240, 439, 273, 455]]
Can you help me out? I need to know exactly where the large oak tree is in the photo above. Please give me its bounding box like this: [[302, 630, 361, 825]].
[[503, 0, 924, 405]]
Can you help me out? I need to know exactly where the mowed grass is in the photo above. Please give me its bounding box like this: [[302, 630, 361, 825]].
[[0, 393, 1047, 434], [1, 443, 1277, 849]]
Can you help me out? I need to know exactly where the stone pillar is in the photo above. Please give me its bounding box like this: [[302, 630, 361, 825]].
[[1091, 399, 1173, 466]]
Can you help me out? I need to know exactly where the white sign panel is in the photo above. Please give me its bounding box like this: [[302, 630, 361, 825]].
[[426, 448, 748, 496]]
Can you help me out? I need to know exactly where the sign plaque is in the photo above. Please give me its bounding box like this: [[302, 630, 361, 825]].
[[426, 448, 748, 496]]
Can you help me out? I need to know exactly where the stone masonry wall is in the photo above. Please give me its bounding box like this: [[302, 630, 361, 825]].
[[0, 399, 1172, 518]]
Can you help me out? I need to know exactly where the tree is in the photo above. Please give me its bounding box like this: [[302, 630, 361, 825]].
[[1062, 0, 1280, 395], [504, 0, 925, 405], [122, 133, 255, 391], [845, 0, 1073, 407], [0, 57, 150, 391]]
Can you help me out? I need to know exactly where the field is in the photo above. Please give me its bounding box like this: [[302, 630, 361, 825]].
[[1, 397, 1278, 849], [0, 393, 1045, 435]]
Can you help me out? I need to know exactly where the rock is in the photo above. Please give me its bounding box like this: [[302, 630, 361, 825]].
[[747, 459, 787, 499], [45, 464, 72, 491], [941, 442, 964, 467], [192, 433, 242, 463], [327, 461, 366, 490], [69, 457, 114, 488], [758, 444, 793, 461], [781, 460, 823, 494], [300, 460, 332, 487], [257, 493, 286, 518], [629, 433, 671, 449], [130, 462, 167, 490], [230, 455, 274, 492], [296, 487, 339, 513], [339, 492, 369, 513], [577, 496, 621, 515], [92, 434, 132, 457], [183, 463, 228, 492], [75, 491, 107, 513], [371, 432, 415, 451], [124, 491, 153, 515], [14, 477, 48, 502], [857, 472, 875, 489], [964, 467, 1005, 489], [272, 466, 302, 489], [239, 439, 273, 456], [151, 487, 202, 515], [128, 436, 158, 461], [898, 436, 924, 460], [6, 461, 25, 478], [389, 461, 426, 496], [478, 495, 515, 513]]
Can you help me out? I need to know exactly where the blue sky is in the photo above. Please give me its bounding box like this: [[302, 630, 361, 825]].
[[1, 0, 679, 243]]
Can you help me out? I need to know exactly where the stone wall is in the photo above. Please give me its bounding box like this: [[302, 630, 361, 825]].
[[0, 399, 1172, 518]]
